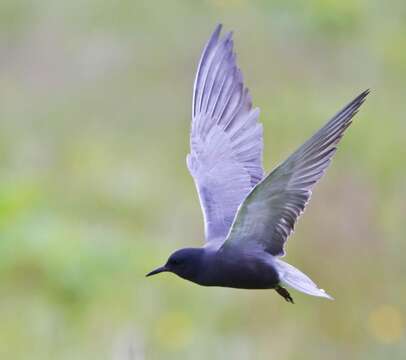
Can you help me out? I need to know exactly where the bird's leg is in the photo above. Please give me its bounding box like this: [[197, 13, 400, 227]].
[[275, 285, 294, 304]]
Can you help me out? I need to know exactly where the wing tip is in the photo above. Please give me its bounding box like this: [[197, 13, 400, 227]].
[[360, 88, 370, 96], [359, 88, 370, 99], [346, 88, 370, 120], [353, 88, 370, 108], [212, 24, 235, 46], [332, 88, 369, 126], [213, 23, 222, 37]]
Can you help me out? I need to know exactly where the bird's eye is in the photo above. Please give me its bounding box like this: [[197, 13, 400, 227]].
[[170, 258, 180, 266]]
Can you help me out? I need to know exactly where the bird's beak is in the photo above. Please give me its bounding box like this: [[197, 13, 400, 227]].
[[146, 265, 168, 277]]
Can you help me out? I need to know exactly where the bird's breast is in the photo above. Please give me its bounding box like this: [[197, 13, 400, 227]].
[[197, 251, 279, 289]]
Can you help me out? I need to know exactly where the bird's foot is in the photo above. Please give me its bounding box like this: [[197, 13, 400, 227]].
[[275, 285, 294, 304]]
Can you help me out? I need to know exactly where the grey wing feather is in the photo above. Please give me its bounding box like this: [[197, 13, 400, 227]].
[[222, 90, 369, 256], [187, 24, 263, 243]]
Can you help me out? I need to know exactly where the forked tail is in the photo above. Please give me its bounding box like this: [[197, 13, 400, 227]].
[[273, 259, 333, 300]]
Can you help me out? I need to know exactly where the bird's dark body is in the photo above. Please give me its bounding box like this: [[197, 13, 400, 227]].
[[199, 257, 280, 289], [175, 248, 280, 289]]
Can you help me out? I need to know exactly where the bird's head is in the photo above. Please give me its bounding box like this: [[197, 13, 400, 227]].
[[146, 248, 204, 281]]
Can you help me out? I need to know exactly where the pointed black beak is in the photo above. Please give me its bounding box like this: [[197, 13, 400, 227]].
[[146, 265, 168, 277]]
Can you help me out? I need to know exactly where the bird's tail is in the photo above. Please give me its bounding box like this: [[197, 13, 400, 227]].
[[273, 259, 333, 300]]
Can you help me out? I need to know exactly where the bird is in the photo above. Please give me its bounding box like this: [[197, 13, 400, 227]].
[[146, 24, 369, 303]]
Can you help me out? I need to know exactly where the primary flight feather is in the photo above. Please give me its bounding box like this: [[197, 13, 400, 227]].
[[147, 24, 369, 303]]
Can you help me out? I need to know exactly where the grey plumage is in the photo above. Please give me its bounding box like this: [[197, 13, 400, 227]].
[[187, 24, 263, 243], [147, 24, 369, 303], [223, 90, 368, 257]]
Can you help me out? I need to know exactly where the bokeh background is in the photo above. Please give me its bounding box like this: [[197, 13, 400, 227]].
[[1, 0, 405, 359]]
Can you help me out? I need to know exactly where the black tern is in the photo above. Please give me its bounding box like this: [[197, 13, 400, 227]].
[[147, 24, 369, 303]]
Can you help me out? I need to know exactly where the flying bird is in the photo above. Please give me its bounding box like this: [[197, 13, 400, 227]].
[[147, 24, 369, 303]]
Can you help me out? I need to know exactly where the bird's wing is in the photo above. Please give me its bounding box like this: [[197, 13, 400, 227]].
[[187, 24, 263, 243], [221, 90, 369, 256]]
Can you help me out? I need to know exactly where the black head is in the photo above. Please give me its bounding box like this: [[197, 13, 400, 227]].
[[146, 248, 204, 281]]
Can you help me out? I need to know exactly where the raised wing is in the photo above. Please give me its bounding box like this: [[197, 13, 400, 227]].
[[187, 25, 263, 243], [222, 90, 369, 256]]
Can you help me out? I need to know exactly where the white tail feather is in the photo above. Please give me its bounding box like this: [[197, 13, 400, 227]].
[[273, 259, 333, 300]]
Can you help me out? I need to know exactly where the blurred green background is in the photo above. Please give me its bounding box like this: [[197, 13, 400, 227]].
[[1, 0, 405, 359]]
